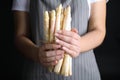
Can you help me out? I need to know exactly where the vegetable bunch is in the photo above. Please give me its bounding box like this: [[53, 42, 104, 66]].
[[43, 4, 72, 76]]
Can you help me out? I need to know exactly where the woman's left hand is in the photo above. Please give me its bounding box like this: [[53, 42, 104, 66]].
[[55, 28, 81, 58]]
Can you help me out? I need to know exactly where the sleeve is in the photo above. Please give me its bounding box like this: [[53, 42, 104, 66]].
[[12, 0, 30, 12], [90, 0, 109, 3]]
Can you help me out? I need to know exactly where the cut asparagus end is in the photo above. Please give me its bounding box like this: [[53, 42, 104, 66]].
[[60, 54, 70, 76], [54, 59, 63, 74], [68, 56, 72, 76]]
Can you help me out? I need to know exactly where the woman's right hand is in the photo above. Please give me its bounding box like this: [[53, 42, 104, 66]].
[[38, 43, 64, 67]]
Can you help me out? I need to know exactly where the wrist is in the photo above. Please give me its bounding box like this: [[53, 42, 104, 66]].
[[32, 45, 40, 63], [78, 37, 83, 54]]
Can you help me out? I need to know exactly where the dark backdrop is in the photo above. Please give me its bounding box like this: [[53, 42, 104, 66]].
[[1, 0, 120, 80]]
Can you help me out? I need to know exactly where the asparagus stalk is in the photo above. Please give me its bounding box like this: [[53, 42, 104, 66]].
[[55, 4, 62, 31], [68, 55, 72, 76], [60, 8, 64, 30], [54, 4, 64, 74], [49, 10, 56, 43], [43, 11, 50, 43], [48, 10, 56, 72], [60, 6, 72, 76]]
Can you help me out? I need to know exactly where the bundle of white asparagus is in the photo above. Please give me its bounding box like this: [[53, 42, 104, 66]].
[[43, 4, 72, 76]]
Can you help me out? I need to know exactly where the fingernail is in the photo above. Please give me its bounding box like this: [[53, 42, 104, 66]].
[[62, 47, 67, 51], [55, 60, 58, 64], [56, 39, 59, 42], [55, 33, 59, 36]]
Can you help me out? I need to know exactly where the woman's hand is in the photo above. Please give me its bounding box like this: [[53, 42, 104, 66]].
[[38, 43, 64, 67], [55, 28, 81, 58]]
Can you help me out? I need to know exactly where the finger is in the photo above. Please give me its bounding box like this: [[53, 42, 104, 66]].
[[62, 46, 79, 58], [71, 28, 78, 33], [55, 33, 71, 43], [55, 33, 80, 46], [56, 30, 80, 40], [43, 50, 64, 58], [42, 54, 64, 63], [42, 61, 58, 67], [42, 43, 62, 50], [56, 38, 79, 52]]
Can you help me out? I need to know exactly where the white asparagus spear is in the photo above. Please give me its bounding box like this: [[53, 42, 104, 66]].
[[68, 55, 72, 76], [44, 11, 51, 71], [54, 4, 64, 74], [62, 6, 71, 31], [55, 4, 62, 31], [48, 10, 56, 72], [60, 9, 64, 30], [49, 10, 56, 43], [60, 6, 72, 76], [43, 11, 50, 42]]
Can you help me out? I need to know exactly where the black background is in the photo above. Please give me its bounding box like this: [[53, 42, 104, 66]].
[[1, 0, 120, 80]]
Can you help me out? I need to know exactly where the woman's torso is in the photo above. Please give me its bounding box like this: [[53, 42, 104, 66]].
[[21, 0, 101, 80]]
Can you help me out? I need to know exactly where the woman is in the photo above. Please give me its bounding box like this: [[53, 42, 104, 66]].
[[12, 0, 108, 80]]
